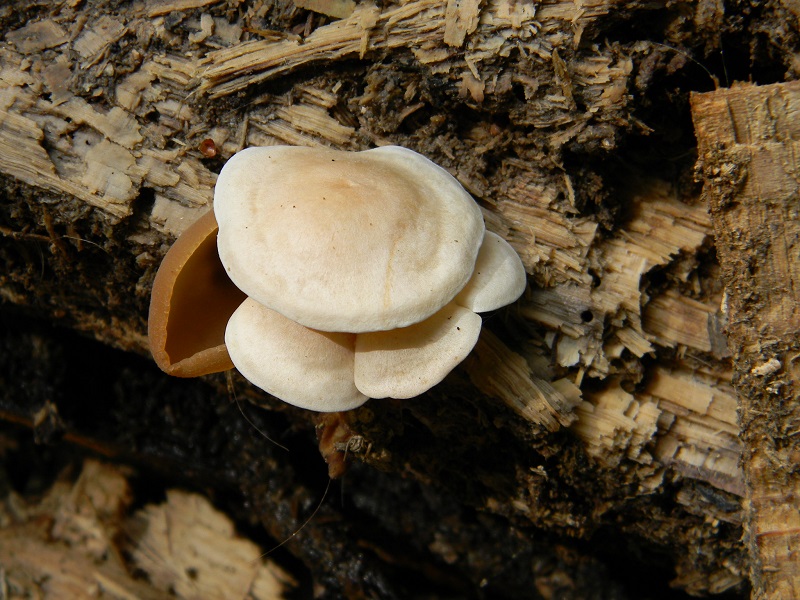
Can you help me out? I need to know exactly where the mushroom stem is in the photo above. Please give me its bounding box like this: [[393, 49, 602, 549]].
[[314, 411, 358, 479]]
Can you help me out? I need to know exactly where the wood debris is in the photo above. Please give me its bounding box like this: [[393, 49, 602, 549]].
[[467, 329, 581, 431], [72, 15, 128, 63], [507, 176, 743, 497], [41, 56, 74, 106], [199, 2, 389, 97], [572, 381, 661, 468], [0, 45, 213, 222], [444, 0, 482, 47], [501, 198, 598, 283], [522, 184, 713, 377], [573, 365, 743, 495], [0, 7, 367, 227], [0, 459, 161, 598], [146, 0, 224, 18], [647, 366, 742, 496], [252, 102, 355, 146], [196, 0, 622, 101], [126, 490, 294, 600], [5, 20, 68, 54], [0, 458, 293, 599]]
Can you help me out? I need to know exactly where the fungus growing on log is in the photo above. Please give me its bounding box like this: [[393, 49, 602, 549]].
[[148, 146, 527, 411]]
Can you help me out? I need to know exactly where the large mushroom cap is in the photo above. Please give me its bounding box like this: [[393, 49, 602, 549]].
[[214, 145, 485, 333]]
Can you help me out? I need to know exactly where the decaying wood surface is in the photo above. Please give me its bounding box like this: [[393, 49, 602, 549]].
[[692, 81, 800, 600], [1, 0, 796, 596], [0, 458, 294, 599]]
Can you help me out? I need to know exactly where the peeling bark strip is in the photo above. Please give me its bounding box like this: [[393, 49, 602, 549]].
[[692, 82, 800, 599]]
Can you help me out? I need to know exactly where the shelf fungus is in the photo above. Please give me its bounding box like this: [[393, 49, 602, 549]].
[[148, 146, 526, 412]]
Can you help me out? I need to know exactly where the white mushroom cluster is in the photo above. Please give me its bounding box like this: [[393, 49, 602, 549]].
[[214, 146, 526, 412]]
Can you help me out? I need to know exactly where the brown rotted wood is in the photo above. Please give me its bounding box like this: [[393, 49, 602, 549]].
[[692, 81, 800, 600]]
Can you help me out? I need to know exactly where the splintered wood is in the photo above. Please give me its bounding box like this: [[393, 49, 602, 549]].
[[643, 290, 721, 353], [466, 329, 581, 431], [573, 366, 740, 494], [0, 47, 211, 227], [521, 184, 717, 375], [0, 459, 294, 599], [693, 81, 800, 600], [195, 0, 627, 112]]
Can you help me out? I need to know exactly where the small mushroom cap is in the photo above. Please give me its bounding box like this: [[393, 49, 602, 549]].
[[354, 303, 482, 399], [214, 145, 485, 333], [225, 298, 368, 412], [454, 231, 527, 313], [148, 210, 246, 377]]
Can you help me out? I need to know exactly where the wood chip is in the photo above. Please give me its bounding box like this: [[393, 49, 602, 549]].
[[573, 366, 743, 496], [294, 0, 356, 19], [273, 103, 355, 144], [146, 0, 224, 17], [72, 15, 128, 62], [643, 290, 718, 353], [0, 460, 168, 600], [0, 459, 293, 599], [81, 140, 139, 203], [115, 67, 157, 112], [444, 0, 481, 47], [573, 381, 661, 467], [6, 20, 68, 54], [42, 56, 74, 106], [647, 367, 742, 496], [52, 97, 143, 149], [125, 490, 295, 599]]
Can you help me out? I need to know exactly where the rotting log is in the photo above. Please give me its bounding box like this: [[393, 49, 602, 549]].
[[0, 0, 780, 597], [692, 81, 800, 600]]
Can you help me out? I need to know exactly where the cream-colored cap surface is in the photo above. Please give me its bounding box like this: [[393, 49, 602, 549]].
[[354, 303, 482, 399], [214, 146, 485, 333], [225, 298, 368, 412], [454, 231, 527, 312]]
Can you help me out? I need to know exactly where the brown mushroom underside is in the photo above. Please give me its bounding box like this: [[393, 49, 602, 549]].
[[148, 210, 246, 377]]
